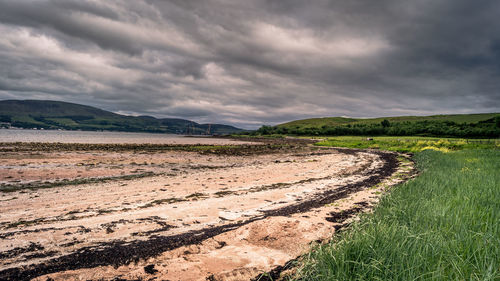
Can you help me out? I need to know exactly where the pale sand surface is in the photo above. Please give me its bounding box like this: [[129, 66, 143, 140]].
[[0, 144, 414, 281]]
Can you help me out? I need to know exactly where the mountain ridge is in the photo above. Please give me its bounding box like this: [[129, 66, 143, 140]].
[[0, 100, 243, 135]]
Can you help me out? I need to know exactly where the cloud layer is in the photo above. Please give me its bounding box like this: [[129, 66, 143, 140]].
[[0, 0, 499, 128]]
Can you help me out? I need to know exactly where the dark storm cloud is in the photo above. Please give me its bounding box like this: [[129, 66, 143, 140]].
[[0, 0, 499, 128]]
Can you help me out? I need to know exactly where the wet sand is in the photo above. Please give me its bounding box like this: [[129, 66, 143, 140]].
[[0, 142, 414, 281]]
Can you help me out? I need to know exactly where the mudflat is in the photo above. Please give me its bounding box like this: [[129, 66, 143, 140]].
[[0, 141, 414, 281]]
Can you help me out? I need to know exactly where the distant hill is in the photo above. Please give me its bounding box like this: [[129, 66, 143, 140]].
[[255, 113, 500, 138], [0, 100, 243, 135]]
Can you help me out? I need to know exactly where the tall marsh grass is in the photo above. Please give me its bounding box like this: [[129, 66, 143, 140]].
[[293, 149, 499, 280]]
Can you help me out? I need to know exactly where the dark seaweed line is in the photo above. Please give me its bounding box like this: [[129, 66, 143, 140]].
[[0, 225, 92, 240], [0, 150, 398, 281], [0, 172, 158, 193], [263, 151, 397, 217], [0, 142, 286, 155]]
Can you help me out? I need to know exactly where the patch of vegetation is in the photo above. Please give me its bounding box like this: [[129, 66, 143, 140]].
[[293, 149, 500, 280]]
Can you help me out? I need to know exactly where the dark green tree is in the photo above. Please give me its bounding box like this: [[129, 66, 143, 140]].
[[381, 119, 391, 127], [257, 125, 274, 135]]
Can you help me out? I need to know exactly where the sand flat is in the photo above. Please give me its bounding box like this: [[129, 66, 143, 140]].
[[0, 144, 413, 281]]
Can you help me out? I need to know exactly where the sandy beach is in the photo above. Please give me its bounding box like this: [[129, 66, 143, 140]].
[[0, 141, 414, 280]]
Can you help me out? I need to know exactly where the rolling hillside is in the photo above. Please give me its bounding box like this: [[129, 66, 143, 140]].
[[255, 113, 500, 137], [277, 113, 499, 129], [0, 100, 243, 135]]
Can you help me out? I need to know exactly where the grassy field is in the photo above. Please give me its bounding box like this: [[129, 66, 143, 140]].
[[291, 142, 499, 280], [314, 136, 499, 152], [278, 113, 499, 129]]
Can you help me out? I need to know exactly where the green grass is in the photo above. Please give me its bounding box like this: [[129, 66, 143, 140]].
[[278, 113, 499, 129], [45, 117, 80, 127], [292, 149, 500, 280], [314, 136, 499, 153], [280, 117, 358, 128], [11, 115, 46, 126]]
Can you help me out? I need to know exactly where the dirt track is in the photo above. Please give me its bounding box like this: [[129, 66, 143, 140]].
[[0, 142, 414, 281]]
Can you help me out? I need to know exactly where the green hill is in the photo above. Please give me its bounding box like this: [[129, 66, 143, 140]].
[[255, 113, 500, 138], [278, 113, 499, 129], [0, 100, 243, 135]]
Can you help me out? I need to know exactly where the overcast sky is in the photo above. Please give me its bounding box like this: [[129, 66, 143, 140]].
[[0, 0, 499, 128]]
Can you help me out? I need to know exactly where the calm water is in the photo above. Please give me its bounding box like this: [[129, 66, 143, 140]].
[[0, 129, 252, 145]]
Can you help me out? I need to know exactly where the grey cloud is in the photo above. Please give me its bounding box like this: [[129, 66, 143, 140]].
[[0, 1, 142, 55], [0, 0, 499, 129], [52, 0, 121, 21]]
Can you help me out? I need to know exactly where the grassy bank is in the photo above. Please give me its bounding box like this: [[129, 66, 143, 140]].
[[293, 148, 499, 280], [314, 136, 499, 153]]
